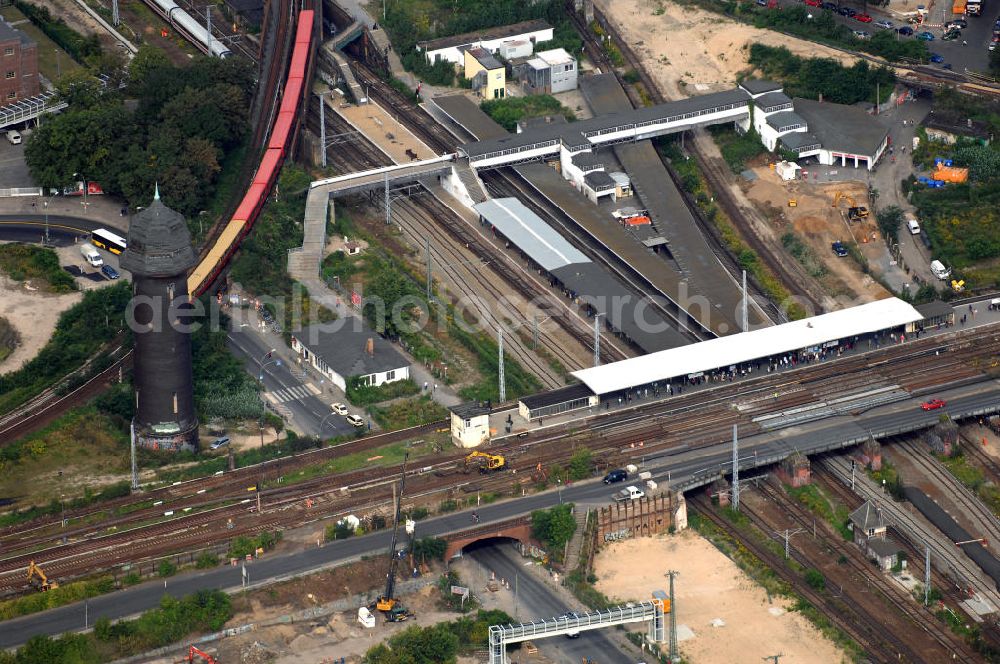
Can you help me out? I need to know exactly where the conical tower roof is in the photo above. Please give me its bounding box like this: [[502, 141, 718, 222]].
[[120, 189, 198, 277]]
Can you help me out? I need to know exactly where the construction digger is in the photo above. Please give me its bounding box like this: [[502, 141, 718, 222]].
[[832, 191, 869, 221], [26, 560, 58, 591], [184, 646, 218, 663], [373, 454, 414, 623], [464, 450, 506, 474]]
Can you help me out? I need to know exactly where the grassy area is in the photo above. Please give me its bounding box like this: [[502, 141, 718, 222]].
[[282, 438, 436, 486], [0, 589, 232, 663], [0, 244, 76, 293], [347, 377, 420, 406], [0, 5, 85, 80], [658, 138, 805, 319], [940, 451, 1000, 518], [369, 395, 448, 431], [707, 125, 767, 174], [0, 317, 19, 364], [0, 407, 129, 511], [0, 575, 115, 621], [781, 232, 828, 279], [480, 95, 575, 132], [785, 484, 851, 540]]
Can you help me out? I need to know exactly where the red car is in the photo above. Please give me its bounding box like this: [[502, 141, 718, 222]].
[[921, 399, 946, 411], [855, 13, 873, 22], [804, 0, 822, 6]]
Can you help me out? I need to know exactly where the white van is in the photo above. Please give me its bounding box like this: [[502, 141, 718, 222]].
[[5, 130, 21, 145], [906, 218, 921, 235], [930, 259, 951, 280], [80, 244, 104, 267]]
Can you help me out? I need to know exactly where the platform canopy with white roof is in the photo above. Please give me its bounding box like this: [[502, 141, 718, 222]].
[[571, 298, 924, 396]]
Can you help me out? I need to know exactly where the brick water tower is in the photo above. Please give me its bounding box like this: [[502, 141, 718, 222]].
[[121, 186, 199, 452]]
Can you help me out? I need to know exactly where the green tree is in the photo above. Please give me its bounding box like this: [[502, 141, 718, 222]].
[[531, 503, 577, 550], [875, 206, 903, 245], [410, 537, 447, 561], [804, 568, 826, 591], [567, 448, 593, 481]]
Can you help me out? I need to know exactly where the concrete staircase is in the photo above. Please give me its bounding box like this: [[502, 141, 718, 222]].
[[563, 507, 591, 573], [320, 40, 367, 104], [455, 159, 489, 204], [287, 187, 329, 282]]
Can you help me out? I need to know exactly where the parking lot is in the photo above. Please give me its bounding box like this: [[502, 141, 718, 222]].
[[0, 134, 37, 189]]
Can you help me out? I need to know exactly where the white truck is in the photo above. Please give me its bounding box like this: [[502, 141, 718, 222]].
[[613, 485, 645, 502], [80, 244, 104, 267], [930, 260, 951, 280]]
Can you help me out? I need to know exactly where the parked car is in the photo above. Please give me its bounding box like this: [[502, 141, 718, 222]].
[[210, 436, 231, 450], [855, 13, 873, 22], [917, 31, 935, 40], [921, 399, 946, 411], [756, 0, 768, 6], [945, 18, 967, 29], [874, 19, 894, 29], [821, 2, 837, 9], [941, 30, 960, 41], [331, 402, 349, 415], [831, 241, 849, 257], [897, 26, 914, 36], [929, 53, 945, 63], [803, 0, 821, 7], [853, 30, 871, 39], [838, 6, 854, 15], [942, 63, 953, 70], [101, 264, 120, 280], [603, 469, 628, 484], [345, 414, 365, 427], [843, 6, 858, 16]]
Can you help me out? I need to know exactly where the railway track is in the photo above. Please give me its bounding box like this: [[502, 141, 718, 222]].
[[891, 436, 1000, 554], [575, 3, 820, 316], [305, 68, 624, 370], [818, 455, 1000, 608], [749, 479, 979, 660], [690, 492, 935, 662], [3, 325, 998, 592]]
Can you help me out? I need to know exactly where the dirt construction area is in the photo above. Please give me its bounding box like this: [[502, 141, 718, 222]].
[[743, 167, 890, 304], [597, 0, 861, 100], [594, 531, 848, 664], [0, 274, 81, 374]]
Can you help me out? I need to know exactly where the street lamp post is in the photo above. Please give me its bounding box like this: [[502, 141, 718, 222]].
[[42, 198, 51, 246], [257, 351, 281, 449]]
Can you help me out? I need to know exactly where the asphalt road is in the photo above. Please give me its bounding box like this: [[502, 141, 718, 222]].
[[0, 215, 105, 238], [226, 325, 358, 438], [3, 379, 998, 648], [0, 140, 35, 189], [466, 542, 639, 664], [776, 0, 998, 72]]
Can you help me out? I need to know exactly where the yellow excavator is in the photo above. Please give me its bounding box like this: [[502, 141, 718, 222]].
[[832, 191, 869, 220], [465, 450, 506, 473], [26, 560, 58, 591]]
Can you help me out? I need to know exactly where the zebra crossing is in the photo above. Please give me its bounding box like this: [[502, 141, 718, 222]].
[[264, 382, 321, 405]]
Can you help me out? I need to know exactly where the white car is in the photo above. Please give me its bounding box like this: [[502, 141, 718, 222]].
[[331, 402, 349, 415], [346, 414, 365, 428], [874, 19, 894, 29]]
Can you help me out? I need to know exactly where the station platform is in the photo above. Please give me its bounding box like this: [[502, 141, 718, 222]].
[[332, 99, 439, 164], [580, 74, 765, 332], [431, 95, 509, 141], [427, 91, 733, 338]]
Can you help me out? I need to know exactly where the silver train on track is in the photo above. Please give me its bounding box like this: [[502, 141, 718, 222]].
[[146, 0, 232, 58]]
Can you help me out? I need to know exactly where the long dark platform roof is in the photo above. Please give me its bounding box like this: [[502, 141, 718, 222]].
[[463, 88, 751, 158], [520, 382, 593, 409]]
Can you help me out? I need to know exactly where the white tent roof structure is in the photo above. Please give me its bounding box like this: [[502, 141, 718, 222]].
[[474, 198, 590, 271], [571, 298, 924, 395]]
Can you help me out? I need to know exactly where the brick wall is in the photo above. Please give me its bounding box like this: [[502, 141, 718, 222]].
[[596, 492, 686, 545], [0, 32, 39, 107]]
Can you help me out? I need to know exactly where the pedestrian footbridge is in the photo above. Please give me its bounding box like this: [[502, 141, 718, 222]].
[[0, 91, 68, 131], [310, 155, 456, 197], [488, 599, 668, 664]]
